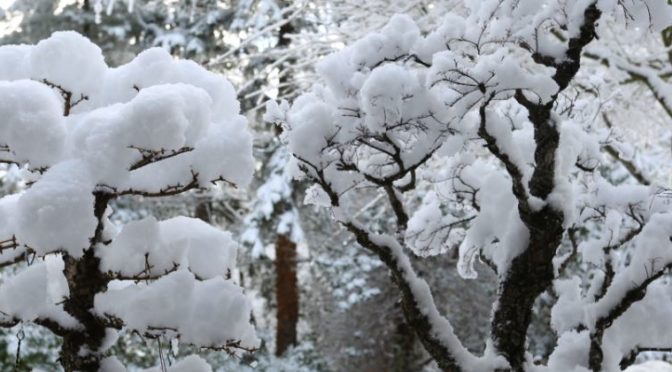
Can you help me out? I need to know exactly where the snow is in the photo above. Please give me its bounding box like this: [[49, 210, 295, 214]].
[[316, 14, 420, 98], [143, 355, 213, 372], [99, 216, 239, 279], [551, 277, 586, 334], [601, 0, 672, 31], [100, 356, 127, 372], [589, 213, 672, 324], [16, 160, 97, 257], [95, 270, 259, 350], [360, 63, 423, 133], [285, 96, 336, 166], [101, 355, 215, 372], [625, 361, 672, 372], [30, 31, 107, 96], [0, 45, 31, 80], [69, 83, 253, 187], [191, 115, 254, 187], [120, 84, 212, 150], [97, 47, 242, 121], [303, 184, 331, 208], [578, 209, 623, 266], [0, 80, 66, 167], [263, 99, 289, 124], [450, 160, 529, 278], [0, 256, 79, 329], [0, 31, 255, 257], [543, 331, 590, 372], [600, 282, 672, 371], [548, 120, 602, 226], [0, 194, 20, 248], [405, 191, 456, 257]]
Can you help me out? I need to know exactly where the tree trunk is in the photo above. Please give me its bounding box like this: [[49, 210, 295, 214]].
[[490, 207, 564, 371], [81, 0, 92, 38], [273, 3, 299, 357], [488, 5, 601, 370], [275, 234, 299, 356], [60, 193, 111, 372], [194, 200, 212, 223]]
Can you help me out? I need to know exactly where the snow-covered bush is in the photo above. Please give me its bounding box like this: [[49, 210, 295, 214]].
[[269, 0, 672, 371], [0, 31, 258, 371]]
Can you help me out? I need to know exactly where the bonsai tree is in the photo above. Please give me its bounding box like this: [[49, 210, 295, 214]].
[[0, 31, 258, 371]]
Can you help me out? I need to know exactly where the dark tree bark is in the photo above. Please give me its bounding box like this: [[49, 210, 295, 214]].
[[274, 234, 299, 356], [487, 5, 601, 371], [60, 192, 111, 372], [489, 206, 564, 371]]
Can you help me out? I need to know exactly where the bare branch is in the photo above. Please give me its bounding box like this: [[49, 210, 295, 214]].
[[40, 79, 88, 116], [128, 146, 194, 171]]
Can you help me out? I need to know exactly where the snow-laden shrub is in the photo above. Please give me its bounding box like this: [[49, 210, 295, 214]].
[[0, 31, 258, 371]]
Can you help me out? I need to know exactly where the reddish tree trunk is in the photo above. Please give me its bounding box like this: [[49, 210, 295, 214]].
[[275, 234, 299, 356]]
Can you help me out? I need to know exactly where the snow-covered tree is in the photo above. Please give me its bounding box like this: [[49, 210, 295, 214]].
[[0, 32, 258, 371], [269, 1, 672, 371]]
